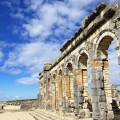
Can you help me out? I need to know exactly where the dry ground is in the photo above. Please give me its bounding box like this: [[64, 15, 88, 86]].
[[0, 105, 93, 120], [0, 111, 35, 120]]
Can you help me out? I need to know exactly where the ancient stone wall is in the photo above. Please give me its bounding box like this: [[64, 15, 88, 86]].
[[39, 3, 120, 120]]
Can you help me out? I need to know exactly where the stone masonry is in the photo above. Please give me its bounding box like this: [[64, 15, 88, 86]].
[[39, 3, 120, 120]]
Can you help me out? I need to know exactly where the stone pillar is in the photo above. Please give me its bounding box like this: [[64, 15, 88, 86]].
[[103, 60, 114, 120], [69, 74, 75, 105], [82, 69, 91, 118], [75, 69, 90, 118], [64, 75, 71, 112], [56, 75, 59, 111], [45, 81, 48, 110], [51, 81, 56, 111], [74, 69, 79, 115], [58, 75, 63, 113], [91, 60, 102, 120], [49, 79, 53, 111], [97, 60, 108, 120], [91, 60, 111, 120], [62, 75, 66, 112]]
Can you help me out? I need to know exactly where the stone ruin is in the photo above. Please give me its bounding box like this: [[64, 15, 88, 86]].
[[39, 3, 120, 120]]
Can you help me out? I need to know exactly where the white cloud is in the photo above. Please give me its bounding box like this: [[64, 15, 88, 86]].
[[17, 74, 39, 85], [2, 0, 98, 85], [2, 41, 60, 85], [2, 0, 119, 87], [22, 0, 95, 40]]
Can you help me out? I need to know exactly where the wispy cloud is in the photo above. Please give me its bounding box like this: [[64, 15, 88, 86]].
[[17, 74, 39, 85], [0, 0, 97, 85], [22, 0, 94, 41], [2, 41, 60, 72], [0, 0, 119, 87]]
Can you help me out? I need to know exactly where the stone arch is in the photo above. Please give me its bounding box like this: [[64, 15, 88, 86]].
[[79, 48, 89, 58], [67, 63, 73, 72], [77, 50, 92, 116], [65, 60, 74, 68], [65, 61, 74, 75], [92, 31, 120, 119], [64, 62, 75, 110], [53, 73, 56, 79], [95, 31, 119, 60], [78, 49, 89, 67], [58, 69, 63, 75]]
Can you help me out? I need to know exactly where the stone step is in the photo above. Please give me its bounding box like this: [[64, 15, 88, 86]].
[[30, 109, 74, 120], [30, 109, 94, 120], [38, 110, 74, 120], [46, 110, 73, 119], [30, 110, 93, 120], [30, 111, 50, 120], [30, 110, 62, 120], [35, 110, 61, 120]]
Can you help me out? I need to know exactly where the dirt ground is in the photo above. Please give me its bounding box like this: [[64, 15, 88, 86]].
[[0, 111, 35, 120]]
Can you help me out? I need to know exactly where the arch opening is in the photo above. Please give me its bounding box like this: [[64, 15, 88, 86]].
[[79, 53, 88, 69], [96, 35, 120, 118], [78, 52, 93, 113], [67, 63, 73, 73]]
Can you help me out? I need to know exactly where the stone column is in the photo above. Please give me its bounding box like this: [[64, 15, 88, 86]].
[[91, 60, 102, 120], [64, 75, 71, 112], [54, 81, 57, 111], [56, 75, 59, 111], [69, 74, 75, 106], [62, 75, 66, 112], [49, 80, 53, 111], [97, 60, 108, 120], [74, 69, 83, 116], [103, 60, 114, 119], [45, 81, 48, 110], [91, 60, 108, 120], [82, 69, 91, 118], [58, 75, 63, 113], [75, 69, 90, 118], [74, 69, 80, 115], [51, 81, 56, 112], [65, 73, 76, 113]]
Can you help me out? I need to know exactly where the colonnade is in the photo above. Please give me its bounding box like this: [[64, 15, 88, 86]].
[[39, 30, 120, 119]]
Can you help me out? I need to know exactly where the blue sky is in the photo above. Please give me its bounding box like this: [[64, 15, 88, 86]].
[[0, 0, 119, 101]]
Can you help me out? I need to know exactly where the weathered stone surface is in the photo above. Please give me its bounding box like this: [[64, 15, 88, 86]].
[[39, 3, 120, 120]]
